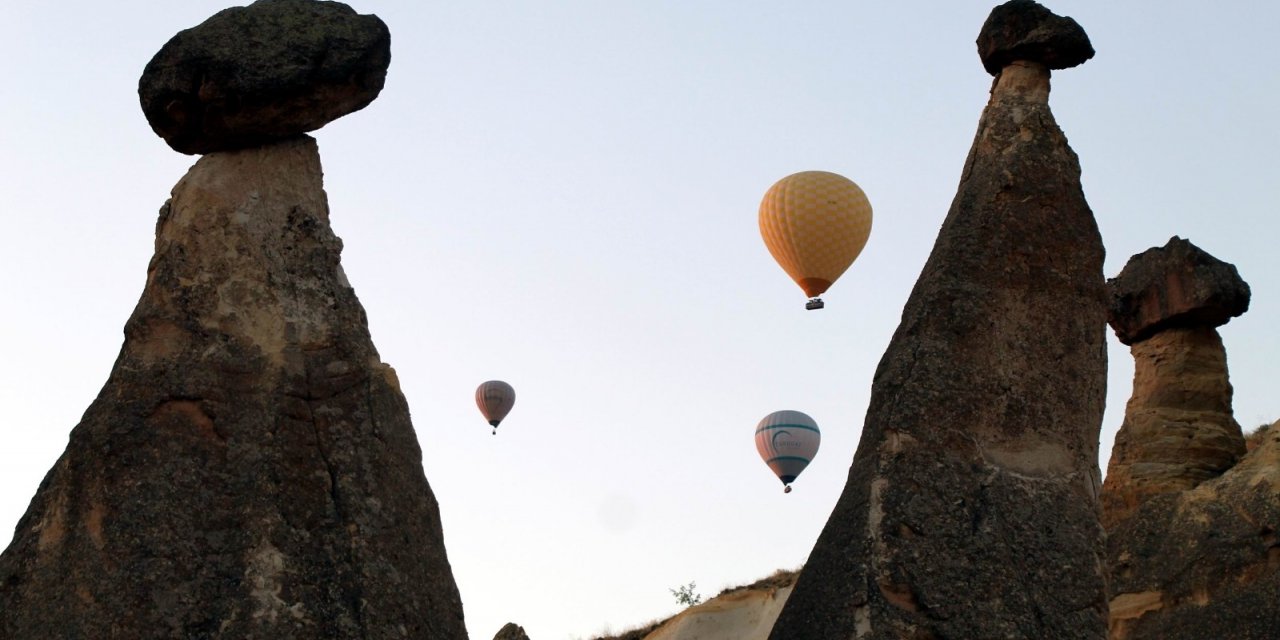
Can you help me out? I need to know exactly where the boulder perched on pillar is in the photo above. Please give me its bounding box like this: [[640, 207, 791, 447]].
[[0, 137, 468, 638], [1100, 238, 1250, 529], [139, 0, 391, 154], [768, 2, 1108, 638]]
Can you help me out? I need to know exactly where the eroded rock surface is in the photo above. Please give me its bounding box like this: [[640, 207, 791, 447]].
[[0, 137, 468, 638], [1100, 327, 1246, 528], [1108, 421, 1280, 640], [139, 0, 391, 154], [769, 2, 1107, 638]]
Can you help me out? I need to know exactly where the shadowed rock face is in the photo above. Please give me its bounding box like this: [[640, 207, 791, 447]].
[[0, 137, 468, 639], [139, 0, 391, 154], [1108, 422, 1280, 640], [769, 3, 1107, 639]]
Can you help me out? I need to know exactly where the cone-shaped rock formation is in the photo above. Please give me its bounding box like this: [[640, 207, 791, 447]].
[[0, 137, 468, 637], [1101, 237, 1250, 529], [769, 2, 1108, 638]]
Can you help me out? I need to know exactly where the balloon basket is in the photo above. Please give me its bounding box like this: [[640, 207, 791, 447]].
[[784, 485, 792, 493], [805, 298, 824, 311]]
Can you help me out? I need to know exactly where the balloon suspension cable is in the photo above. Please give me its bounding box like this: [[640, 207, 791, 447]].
[[784, 485, 793, 493], [805, 298, 825, 311]]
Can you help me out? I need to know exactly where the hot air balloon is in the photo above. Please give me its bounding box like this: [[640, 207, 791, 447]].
[[759, 170, 872, 310], [755, 410, 820, 493], [476, 380, 515, 435]]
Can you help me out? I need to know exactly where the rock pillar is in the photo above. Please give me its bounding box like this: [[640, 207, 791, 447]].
[[1101, 237, 1250, 529], [769, 2, 1109, 638]]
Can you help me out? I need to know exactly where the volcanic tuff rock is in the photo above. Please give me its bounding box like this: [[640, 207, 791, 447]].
[[769, 2, 1108, 639], [1106, 236, 1250, 346], [0, 137, 468, 638], [1107, 420, 1280, 639], [139, 0, 391, 154], [1100, 240, 1250, 528]]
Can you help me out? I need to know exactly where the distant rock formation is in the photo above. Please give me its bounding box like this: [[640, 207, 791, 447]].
[[494, 622, 532, 640], [139, 0, 391, 154], [591, 570, 797, 640], [769, 1, 1109, 638], [1101, 237, 1250, 528], [1107, 420, 1280, 639], [0, 3, 467, 637]]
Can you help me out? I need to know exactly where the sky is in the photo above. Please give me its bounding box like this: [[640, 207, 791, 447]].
[[1, 2, 1277, 638]]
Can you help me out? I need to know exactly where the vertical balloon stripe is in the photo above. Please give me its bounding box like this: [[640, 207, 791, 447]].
[[475, 380, 515, 427]]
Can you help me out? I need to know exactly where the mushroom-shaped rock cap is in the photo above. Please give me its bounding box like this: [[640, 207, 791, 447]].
[[139, 0, 390, 155], [977, 0, 1094, 76], [1107, 236, 1251, 345]]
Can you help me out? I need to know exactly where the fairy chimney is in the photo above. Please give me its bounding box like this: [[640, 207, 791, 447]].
[[1101, 237, 1250, 528], [0, 2, 468, 638], [769, 2, 1108, 638]]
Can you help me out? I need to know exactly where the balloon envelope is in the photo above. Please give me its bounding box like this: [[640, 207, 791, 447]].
[[755, 410, 820, 486], [759, 170, 872, 298], [476, 380, 515, 428]]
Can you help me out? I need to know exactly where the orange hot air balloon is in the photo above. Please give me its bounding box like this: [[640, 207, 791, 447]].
[[475, 380, 515, 435], [759, 171, 872, 310]]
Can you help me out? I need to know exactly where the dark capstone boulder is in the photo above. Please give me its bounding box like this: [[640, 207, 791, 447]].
[[139, 0, 391, 154], [1106, 236, 1251, 345], [494, 622, 532, 640], [977, 0, 1094, 75], [769, 4, 1107, 640], [0, 137, 468, 638]]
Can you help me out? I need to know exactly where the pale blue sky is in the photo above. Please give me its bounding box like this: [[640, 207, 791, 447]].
[[2, 2, 1277, 638]]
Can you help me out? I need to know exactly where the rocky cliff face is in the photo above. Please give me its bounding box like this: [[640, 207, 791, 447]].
[[0, 136, 468, 639], [769, 2, 1108, 638]]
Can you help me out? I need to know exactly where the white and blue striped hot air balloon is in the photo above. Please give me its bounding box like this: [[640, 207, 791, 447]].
[[476, 380, 515, 435], [755, 410, 820, 493]]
